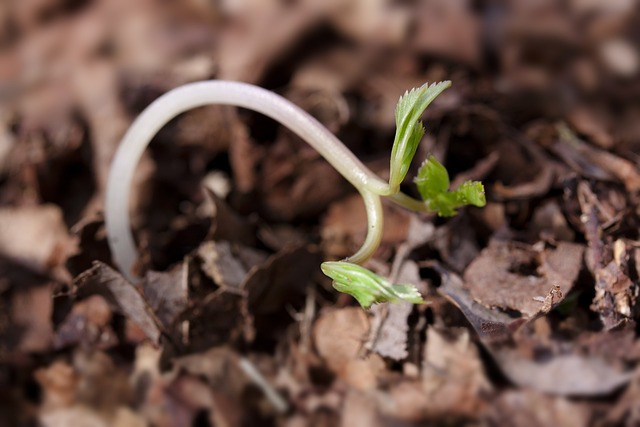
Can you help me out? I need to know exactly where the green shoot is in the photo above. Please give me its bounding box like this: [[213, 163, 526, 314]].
[[321, 261, 425, 309], [389, 81, 452, 193], [414, 156, 486, 216]]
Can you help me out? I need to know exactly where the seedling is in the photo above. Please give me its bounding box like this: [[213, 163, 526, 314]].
[[105, 80, 485, 308]]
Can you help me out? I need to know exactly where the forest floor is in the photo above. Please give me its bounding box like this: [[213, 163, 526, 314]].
[[1, 1, 640, 426]]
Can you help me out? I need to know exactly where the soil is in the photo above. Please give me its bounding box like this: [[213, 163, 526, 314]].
[[2, 1, 640, 426]]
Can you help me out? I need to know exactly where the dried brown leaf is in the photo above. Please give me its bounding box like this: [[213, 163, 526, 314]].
[[485, 390, 592, 427], [202, 187, 257, 247], [198, 241, 247, 290], [438, 267, 634, 396], [11, 281, 53, 352], [464, 241, 584, 317], [143, 266, 188, 331], [0, 204, 75, 273], [313, 308, 385, 390], [422, 327, 492, 417], [493, 346, 634, 396], [244, 244, 320, 314], [367, 260, 424, 361], [54, 295, 117, 350], [74, 262, 163, 345]]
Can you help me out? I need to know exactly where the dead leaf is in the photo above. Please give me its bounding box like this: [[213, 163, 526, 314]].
[[492, 141, 555, 200], [54, 295, 117, 350], [340, 390, 383, 427], [66, 218, 113, 277], [367, 260, 423, 361], [423, 327, 492, 416], [592, 240, 640, 328], [72, 350, 132, 415], [555, 124, 640, 193], [202, 187, 257, 247], [244, 244, 319, 313], [35, 361, 78, 413], [197, 241, 247, 290], [74, 262, 163, 346], [566, 106, 614, 149], [260, 132, 349, 222], [0, 204, 75, 273], [464, 241, 584, 317], [438, 267, 517, 343], [530, 200, 575, 242], [485, 390, 592, 427], [39, 405, 108, 427], [438, 267, 635, 396], [410, 0, 481, 66], [601, 369, 640, 427], [11, 281, 53, 352], [313, 308, 385, 390], [493, 346, 634, 396]]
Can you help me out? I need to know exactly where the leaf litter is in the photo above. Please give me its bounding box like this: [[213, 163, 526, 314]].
[[2, 0, 640, 425]]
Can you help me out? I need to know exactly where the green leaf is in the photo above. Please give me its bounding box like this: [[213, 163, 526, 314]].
[[427, 194, 459, 217], [320, 261, 426, 309], [422, 181, 486, 216], [414, 155, 450, 200], [389, 81, 451, 192], [452, 181, 486, 207]]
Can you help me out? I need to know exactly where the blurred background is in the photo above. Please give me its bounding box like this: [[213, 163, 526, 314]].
[[1, 0, 640, 426]]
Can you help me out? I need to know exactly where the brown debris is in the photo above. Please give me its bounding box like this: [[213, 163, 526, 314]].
[[533, 284, 563, 314], [142, 267, 188, 332], [366, 259, 425, 361], [439, 267, 635, 396], [485, 390, 591, 427], [74, 262, 164, 346], [555, 124, 640, 193], [422, 327, 492, 417], [0, 204, 75, 275], [464, 240, 584, 317], [54, 295, 117, 350], [313, 308, 385, 390], [592, 240, 640, 329]]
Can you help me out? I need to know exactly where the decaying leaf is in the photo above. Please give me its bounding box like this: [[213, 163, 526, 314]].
[[202, 187, 257, 247], [366, 260, 424, 360], [485, 390, 592, 427], [142, 266, 188, 332], [592, 239, 640, 329], [464, 240, 584, 317], [438, 267, 635, 396], [313, 308, 385, 390], [198, 241, 249, 289], [422, 327, 492, 416], [74, 262, 163, 346], [0, 204, 75, 274], [244, 244, 320, 318], [54, 295, 117, 350], [493, 345, 634, 396]]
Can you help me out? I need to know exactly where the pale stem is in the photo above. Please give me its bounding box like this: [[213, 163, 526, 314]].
[[344, 190, 383, 264]]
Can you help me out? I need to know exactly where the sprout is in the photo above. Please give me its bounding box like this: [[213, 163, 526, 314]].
[[105, 80, 484, 308]]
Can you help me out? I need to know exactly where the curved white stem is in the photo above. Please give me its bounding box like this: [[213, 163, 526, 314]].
[[106, 80, 395, 280], [345, 190, 383, 264]]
